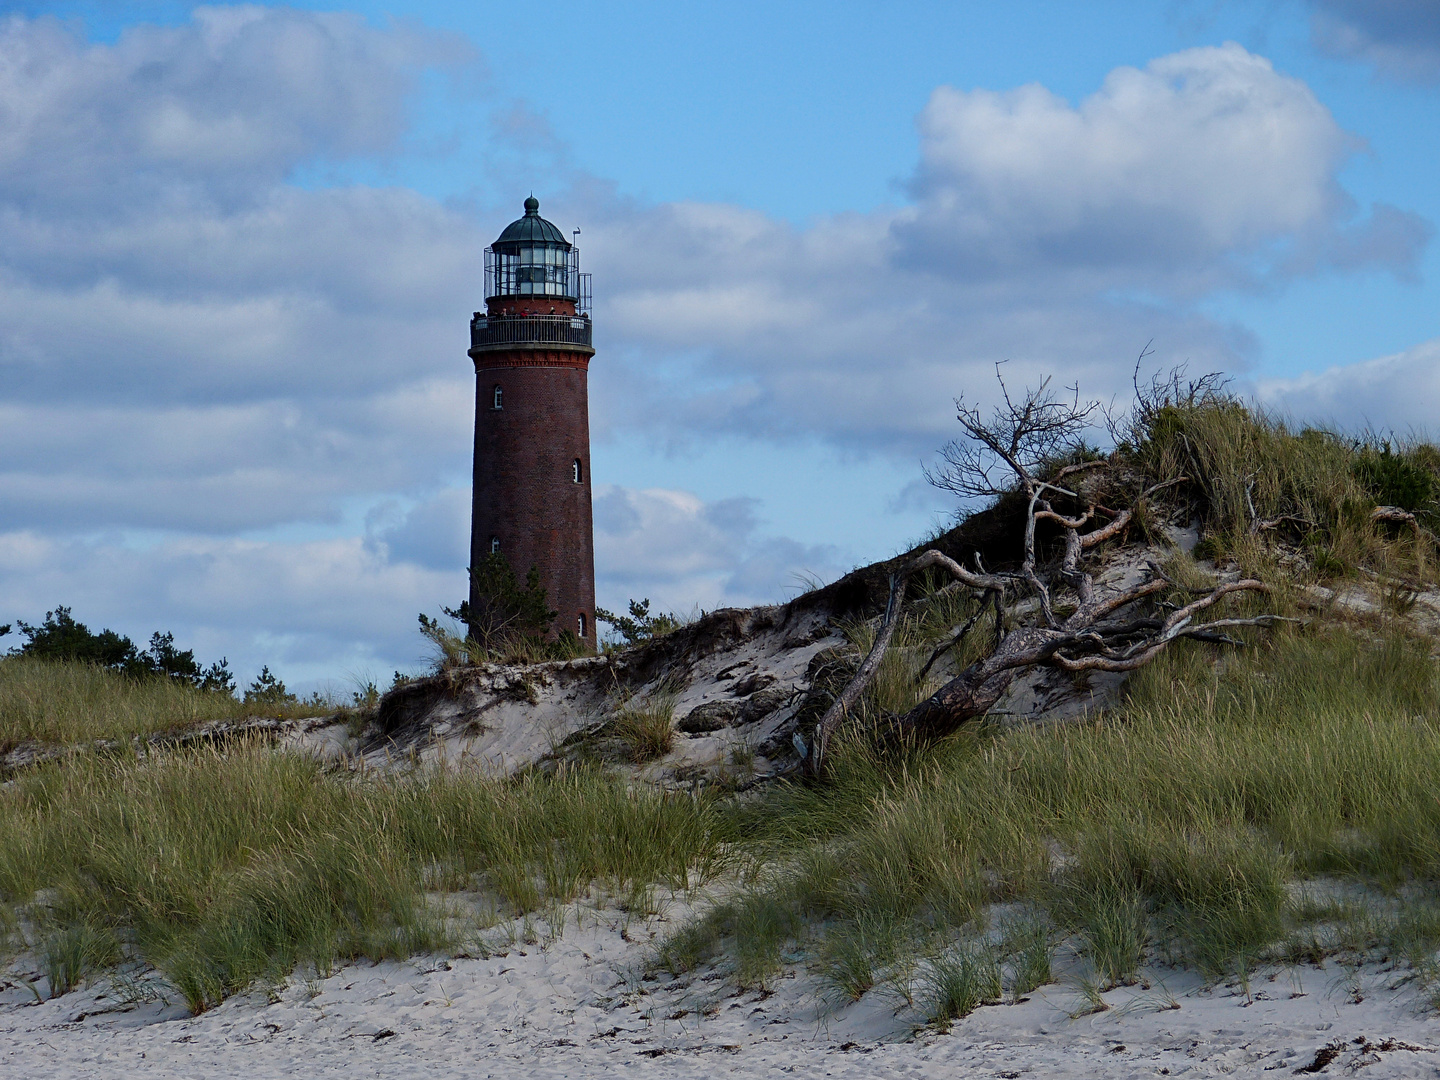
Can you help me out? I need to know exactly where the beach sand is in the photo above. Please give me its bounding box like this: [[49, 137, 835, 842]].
[[5, 899, 1439, 1078]]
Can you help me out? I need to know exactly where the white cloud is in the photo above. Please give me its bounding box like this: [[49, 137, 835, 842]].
[[0, 378, 473, 532], [574, 44, 1425, 458], [592, 485, 844, 614], [0, 7, 466, 211], [1256, 336, 1440, 437], [0, 13, 484, 535], [901, 44, 1425, 291], [0, 482, 842, 686]]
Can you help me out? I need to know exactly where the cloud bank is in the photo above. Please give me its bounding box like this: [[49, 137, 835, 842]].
[[1258, 335, 1440, 436], [0, 10, 1429, 681], [581, 44, 1426, 456]]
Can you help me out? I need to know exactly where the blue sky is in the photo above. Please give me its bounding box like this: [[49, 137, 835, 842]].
[[1, 0, 1438, 690]]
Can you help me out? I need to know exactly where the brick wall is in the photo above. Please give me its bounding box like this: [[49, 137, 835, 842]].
[[469, 338, 596, 647], [483, 297, 578, 317]]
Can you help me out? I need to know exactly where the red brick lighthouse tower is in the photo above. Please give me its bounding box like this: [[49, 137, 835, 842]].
[[468, 196, 596, 646]]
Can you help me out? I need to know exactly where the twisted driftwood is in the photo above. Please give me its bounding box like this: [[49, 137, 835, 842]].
[[805, 375, 1286, 775]]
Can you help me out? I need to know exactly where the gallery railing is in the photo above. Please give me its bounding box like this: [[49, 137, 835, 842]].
[[470, 314, 593, 351]]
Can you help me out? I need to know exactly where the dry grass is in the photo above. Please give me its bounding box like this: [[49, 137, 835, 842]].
[[1119, 381, 1438, 581], [0, 656, 257, 749]]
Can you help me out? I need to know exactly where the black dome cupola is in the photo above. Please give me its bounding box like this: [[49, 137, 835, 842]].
[[494, 196, 570, 247]]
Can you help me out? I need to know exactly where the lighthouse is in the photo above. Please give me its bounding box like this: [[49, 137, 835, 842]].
[[468, 196, 596, 647]]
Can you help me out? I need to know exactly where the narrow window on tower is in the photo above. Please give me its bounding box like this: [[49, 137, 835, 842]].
[[490, 536, 500, 554], [492, 384, 503, 410], [578, 612, 587, 637], [572, 458, 583, 483]]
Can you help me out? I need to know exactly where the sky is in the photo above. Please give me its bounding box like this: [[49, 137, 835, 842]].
[[1, 0, 1438, 692]]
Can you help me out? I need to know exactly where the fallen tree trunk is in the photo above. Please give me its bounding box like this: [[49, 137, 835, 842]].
[[805, 543, 1274, 774]]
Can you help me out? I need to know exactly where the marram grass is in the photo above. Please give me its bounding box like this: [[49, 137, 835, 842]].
[[0, 656, 254, 748], [7, 625, 1440, 1015], [0, 746, 727, 1012], [674, 626, 1440, 997]]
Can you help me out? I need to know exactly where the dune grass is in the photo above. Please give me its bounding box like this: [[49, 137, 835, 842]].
[[1118, 376, 1438, 580], [668, 624, 1440, 1000], [664, 388, 1440, 1008], [0, 747, 727, 1012], [608, 694, 678, 763], [0, 656, 260, 749], [8, 392, 1440, 1017], [7, 624, 1440, 1015], [923, 944, 1002, 1026]]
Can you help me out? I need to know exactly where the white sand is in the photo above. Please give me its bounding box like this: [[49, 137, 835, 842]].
[[5, 903, 1439, 1079]]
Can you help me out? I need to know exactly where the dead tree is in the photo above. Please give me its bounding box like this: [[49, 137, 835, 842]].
[[806, 373, 1284, 775]]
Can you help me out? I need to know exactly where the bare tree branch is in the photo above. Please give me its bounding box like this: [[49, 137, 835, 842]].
[[1372, 504, 1422, 538], [915, 603, 989, 684], [801, 365, 1281, 777], [925, 367, 1102, 502], [806, 551, 1008, 771]]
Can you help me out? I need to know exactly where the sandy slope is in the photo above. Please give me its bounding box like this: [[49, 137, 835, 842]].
[[5, 900, 1440, 1079]]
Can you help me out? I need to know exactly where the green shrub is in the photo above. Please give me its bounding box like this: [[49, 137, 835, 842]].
[[1354, 443, 1436, 513], [595, 598, 686, 648], [7, 607, 234, 692]]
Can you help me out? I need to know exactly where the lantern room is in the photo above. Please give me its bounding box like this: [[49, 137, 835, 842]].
[[484, 196, 591, 312]]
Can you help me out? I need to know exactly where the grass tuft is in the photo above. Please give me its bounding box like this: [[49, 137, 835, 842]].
[[1002, 916, 1054, 998], [41, 921, 122, 998], [610, 696, 677, 763], [732, 894, 801, 990], [1051, 873, 1148, 989], [922, 944, 1001, 1027], [817, 915, 901, 1004]]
